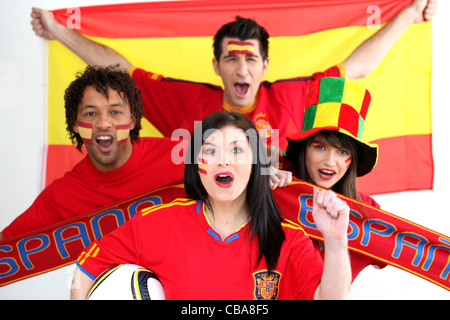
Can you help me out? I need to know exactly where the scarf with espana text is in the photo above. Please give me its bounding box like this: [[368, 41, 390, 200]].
[[1, 179, 449, 291]]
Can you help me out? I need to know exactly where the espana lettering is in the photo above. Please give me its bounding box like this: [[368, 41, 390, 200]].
[[297, 194, 450, 281]]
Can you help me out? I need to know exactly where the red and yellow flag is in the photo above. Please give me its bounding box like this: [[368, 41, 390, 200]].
[[46, 0, 433, 195]]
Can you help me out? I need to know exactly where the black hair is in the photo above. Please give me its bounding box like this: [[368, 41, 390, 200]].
[[290, 130, 359, 200], [184, 111, 284, 270], [64, 65, 143, 151], [213, 16, 269, 61]]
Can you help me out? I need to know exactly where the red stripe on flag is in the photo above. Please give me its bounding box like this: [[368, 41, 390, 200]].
[[53, 0, 410, 38], [357, 134, 434, 195], [45, 145, 86, 187]]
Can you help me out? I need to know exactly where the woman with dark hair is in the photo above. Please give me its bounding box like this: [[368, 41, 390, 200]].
[[1, 65, 184, 240], [280, 77, 386, 282], [286, 130, 362, 201], [71, 110, 351, 300], [184, 110, 284, 271]]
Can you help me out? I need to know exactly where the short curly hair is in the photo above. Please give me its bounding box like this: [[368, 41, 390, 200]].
[[64, 65, 143, 151]]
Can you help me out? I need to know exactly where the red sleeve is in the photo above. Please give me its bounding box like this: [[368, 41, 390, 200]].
[[2, 185, 62, 239], [358, 192, 381, 209], [282, 228, 323, 300], [130, 67, 222, 137], [352, 192, 386, 272], [294, 238, 323, 300], [77, 210, 145, 280]]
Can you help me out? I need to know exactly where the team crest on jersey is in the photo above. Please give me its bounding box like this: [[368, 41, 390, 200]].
[[253, 270, 281, 300], [253, 113, 274, 138]]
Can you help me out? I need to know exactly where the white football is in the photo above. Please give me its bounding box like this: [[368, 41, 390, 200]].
[[87, 264, 166, 300]]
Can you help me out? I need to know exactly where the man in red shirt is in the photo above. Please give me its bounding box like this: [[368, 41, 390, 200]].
[[0, 66, 186, 240], [30, 0, 437, 151]]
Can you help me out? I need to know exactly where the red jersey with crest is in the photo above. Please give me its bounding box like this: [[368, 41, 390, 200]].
[[77, 198, 323, 300], [130, 65, 343, 150]]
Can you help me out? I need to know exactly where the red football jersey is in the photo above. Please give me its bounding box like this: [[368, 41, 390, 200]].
[[77, 198, 324, 300], [130, 65, 343, 150], [2, 138, 186, 238]]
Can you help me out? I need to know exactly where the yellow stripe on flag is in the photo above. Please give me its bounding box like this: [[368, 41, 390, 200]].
[[48, 22, 430, 146]]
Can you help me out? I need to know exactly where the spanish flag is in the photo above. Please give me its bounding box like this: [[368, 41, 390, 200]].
[[46, 0, 433, 195]]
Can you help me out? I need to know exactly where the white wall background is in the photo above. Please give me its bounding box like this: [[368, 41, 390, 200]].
[[0, 0, 449, 299]]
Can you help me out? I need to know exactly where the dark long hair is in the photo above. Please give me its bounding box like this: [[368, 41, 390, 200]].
[[184, 111, 285, 270]]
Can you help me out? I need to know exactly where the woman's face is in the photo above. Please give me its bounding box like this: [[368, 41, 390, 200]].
[[198, 125, 253, 206], [305, 135, 352, 189]]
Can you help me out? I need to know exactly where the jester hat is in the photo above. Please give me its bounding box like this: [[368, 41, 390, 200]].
[[284, 77, 378, 177]]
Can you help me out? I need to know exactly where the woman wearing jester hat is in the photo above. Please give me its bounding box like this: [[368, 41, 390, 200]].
[[278, 77, 387, 282]]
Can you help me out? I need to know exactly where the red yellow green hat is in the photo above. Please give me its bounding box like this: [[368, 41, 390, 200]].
[[284, 77, 378, 177]]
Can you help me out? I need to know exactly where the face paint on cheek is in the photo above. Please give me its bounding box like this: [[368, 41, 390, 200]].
[[227, 40, 255, 56], [345, 157, 352, 168], [116, 123, 132, 146], [198, 157, 208, 175], [77, 121, 93, 145]]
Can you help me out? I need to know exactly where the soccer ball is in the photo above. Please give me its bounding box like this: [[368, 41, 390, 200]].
[[87, 264, 166, 300]]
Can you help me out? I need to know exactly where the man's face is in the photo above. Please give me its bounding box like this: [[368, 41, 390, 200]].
[[213, 37, 269, 109], [73, 86, 135, 172]]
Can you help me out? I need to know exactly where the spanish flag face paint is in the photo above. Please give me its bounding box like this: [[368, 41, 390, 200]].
[[77, 122, 132, 146], [345, 156, 352, 168], [198, 157, 208, 175], [116, 123, 132, 146], [227, 40, 255, 56], [77, 121, 93, 145], [306, 138, 353, 190]]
